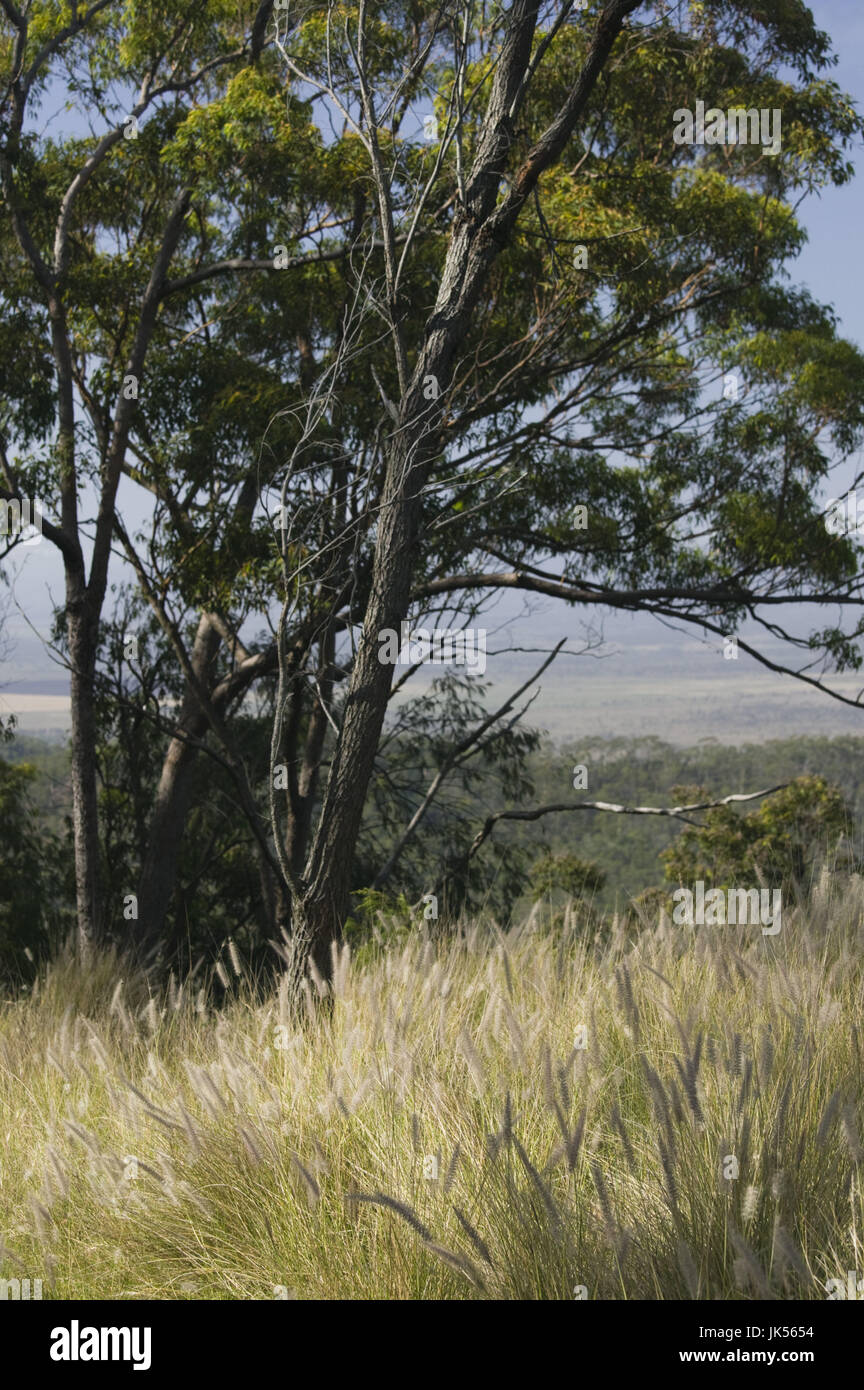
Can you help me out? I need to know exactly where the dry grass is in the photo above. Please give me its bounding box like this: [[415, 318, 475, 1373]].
[[1, 871, 862, 1300]]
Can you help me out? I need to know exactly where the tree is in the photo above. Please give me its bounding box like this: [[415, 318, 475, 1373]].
[[4, 1, 864, 980], [264, 0, 864, 975], [661, 774, 851, 892], [0, 750, 67, 980], [0, 0, 277, 948], [529, 851, 606, 903]]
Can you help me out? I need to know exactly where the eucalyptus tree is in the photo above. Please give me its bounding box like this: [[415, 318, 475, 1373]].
[[3, 0, 864, 975], [261, 0, 864, 973]]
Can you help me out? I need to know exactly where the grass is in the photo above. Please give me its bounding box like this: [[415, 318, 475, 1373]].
[[1, 869, 862, 1301]]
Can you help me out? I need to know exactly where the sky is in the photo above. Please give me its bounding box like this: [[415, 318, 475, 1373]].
[[3, 0, 864, 743]]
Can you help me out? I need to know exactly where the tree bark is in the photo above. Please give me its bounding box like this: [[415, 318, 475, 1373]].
[[299, 0, 642, 969], [300, 328, 479, 967], [67, 593, 102, 950], [135, 614, 222, 949]]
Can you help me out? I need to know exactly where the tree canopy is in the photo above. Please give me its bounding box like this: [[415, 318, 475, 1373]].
[[2, 1, 864, 971]]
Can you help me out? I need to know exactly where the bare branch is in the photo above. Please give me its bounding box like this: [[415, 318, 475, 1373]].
[[462, 784, 792, 867], [373, 638, 567, 887]]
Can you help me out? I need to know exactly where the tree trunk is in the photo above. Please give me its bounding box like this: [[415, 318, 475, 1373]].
[[301, 380, 444, 964], [299, 0, 635, 969], [67, 594, 102, 951], [136, 615, 222, 949]]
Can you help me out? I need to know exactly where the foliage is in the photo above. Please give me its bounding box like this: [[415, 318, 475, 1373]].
[[517, 736, 864, 911], [661, 775, 851, 890], [5, 2, 864, 957], [528, 851, 606, 903], [0, 756, 69, 979]]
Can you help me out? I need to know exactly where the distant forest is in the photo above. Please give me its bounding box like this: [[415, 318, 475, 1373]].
[[6, 731, 864, 926], [523, 735, 864, 908]]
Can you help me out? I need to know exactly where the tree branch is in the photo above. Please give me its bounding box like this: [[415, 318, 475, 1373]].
[[463, 783, 791, 866], [373, 638, 566, 887]]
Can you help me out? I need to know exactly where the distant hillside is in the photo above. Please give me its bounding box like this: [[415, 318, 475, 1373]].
[[487, 735, 864, 909], [2, 734, 71, 834], [7, 731, 864, 909]]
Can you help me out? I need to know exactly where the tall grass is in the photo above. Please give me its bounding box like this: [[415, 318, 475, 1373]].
[[1, 871, 862, 1300]]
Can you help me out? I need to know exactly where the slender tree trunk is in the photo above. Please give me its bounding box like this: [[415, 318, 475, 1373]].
[[284, 631, 335, 875], [302, 384, 441, 967], [67, 593, 102, 951], [136, 729, 205, 948], [136, 614, 222, 948]]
